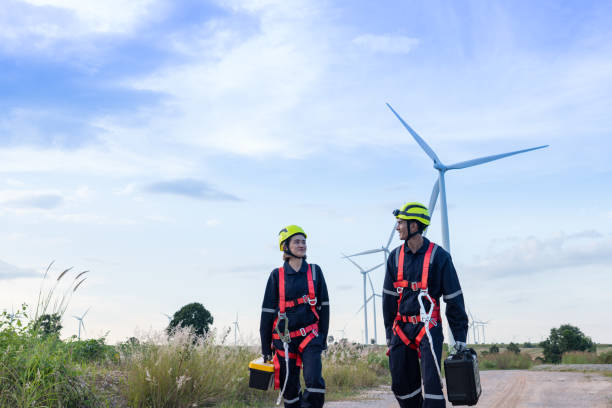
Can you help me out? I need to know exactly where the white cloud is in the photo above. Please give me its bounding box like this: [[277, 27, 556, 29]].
[[206, 219, 221, 227], [21, 0, 158, 34], [466, 230, 612, 277], [353, 34, 420, 54]]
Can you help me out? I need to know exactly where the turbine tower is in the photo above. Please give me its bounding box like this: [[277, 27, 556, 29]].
[[386, 103, 548, 253], [73, 307, 90, 340], [232, 313, 240, 346], [342, 254, 384, 344]]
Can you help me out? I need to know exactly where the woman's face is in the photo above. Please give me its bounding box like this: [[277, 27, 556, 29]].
[[287, 234, 307, 258]]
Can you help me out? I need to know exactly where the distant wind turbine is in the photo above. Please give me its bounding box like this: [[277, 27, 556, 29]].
[[73, 307, 90, 340], [342, 254, 384, 344], [232, 313, 240, 346], [386, 103, 549, 253]]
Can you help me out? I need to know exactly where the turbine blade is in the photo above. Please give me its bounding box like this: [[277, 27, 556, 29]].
[[82, 307, 90, 319], [386, 103, 441, 164], [341, 253, 365, 272], [344, 248, 384, 257], [428, 179, 439, 217], [385, 224, 395, 249], [446, 145, 549, 170], [364, 262, 385, 274]]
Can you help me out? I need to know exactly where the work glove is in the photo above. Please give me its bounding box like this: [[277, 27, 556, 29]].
[[453, 342, 466, 354], [263, 354, 272, 363]]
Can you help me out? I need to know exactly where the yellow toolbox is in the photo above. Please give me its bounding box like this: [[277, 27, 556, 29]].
[[248, 357, 275, 390]]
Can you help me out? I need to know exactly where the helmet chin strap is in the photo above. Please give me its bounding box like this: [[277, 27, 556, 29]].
[[405, 230, 420, 241], [284, 248, 305, 259]]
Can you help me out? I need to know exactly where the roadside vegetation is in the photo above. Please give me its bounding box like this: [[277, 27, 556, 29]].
[[1, 267, 610, 407]]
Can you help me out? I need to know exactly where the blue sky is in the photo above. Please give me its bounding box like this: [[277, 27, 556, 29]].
[[1, 0, 611, 345]]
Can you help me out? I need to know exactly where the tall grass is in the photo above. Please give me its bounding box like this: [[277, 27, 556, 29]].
[[0, 263, 102, 408], [479, 351, 533, 370], [122, 328, 274, 407], [562, 351, 612, 364]]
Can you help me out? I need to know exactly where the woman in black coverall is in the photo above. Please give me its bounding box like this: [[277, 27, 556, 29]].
[[260, 225, 330, 408]]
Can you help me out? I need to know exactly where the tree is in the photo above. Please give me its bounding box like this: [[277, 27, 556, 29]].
[[34, 313, 62, 336], [489, 344, 499, 354], [167, 302, 213, 337], [507, 342, 521, 354], [540, 324, 595, 363]]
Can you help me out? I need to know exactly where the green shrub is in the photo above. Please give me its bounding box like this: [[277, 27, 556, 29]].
[[507, 342, 521, 354], [540, 324, 595, 363], [599, 351, 612, 364], [489, 344, 499, 354]]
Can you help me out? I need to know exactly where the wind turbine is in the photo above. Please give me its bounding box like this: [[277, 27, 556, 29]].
[[342, 254, 384, 344], [232, 313, 240, 346], [161, 312, 172, 322], [475, 320, 490, 344], [468, 310, 479, 344], [344, 226, 396, 265], [386, 103, 548, 253], [73, 307, 90, 340]]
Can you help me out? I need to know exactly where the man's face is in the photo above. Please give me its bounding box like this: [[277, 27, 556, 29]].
[[396, 219, 409, 240], [287, 234, 307, 257]]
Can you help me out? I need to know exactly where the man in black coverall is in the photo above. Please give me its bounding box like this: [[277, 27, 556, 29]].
[[260, 225, 330, 408], [383, 202, 468, 408]]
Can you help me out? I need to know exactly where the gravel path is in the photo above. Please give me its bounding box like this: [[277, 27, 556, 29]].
[[325, 369, 612, 407]]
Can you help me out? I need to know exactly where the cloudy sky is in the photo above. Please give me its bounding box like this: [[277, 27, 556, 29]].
[[1, 0, 611, 345]]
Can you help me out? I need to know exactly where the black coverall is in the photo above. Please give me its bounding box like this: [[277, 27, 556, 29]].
[[260, 261, 330, 408], [383, 238, 468, 408]]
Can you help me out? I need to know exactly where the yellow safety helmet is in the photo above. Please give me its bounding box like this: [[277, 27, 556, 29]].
[[393, 202, 431, 227], [278, 225, 307, 251]]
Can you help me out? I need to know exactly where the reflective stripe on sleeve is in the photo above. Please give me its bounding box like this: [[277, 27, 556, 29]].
[[306, 387, 326, 393], [443, 289, 462, 301], [311, 264, 317, 281], [284, 396, 300, 403], [424, 393, 445, 400], [430, 244, 438, 264], [321, 301, 329, 306], [262, 308, 276, 313], [383, 288, 399, 297], [396, 387, 421, 399]]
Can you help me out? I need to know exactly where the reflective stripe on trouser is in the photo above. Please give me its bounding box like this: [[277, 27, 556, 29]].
[[274, 340, 325, 408], [388, 324, 445, 408]]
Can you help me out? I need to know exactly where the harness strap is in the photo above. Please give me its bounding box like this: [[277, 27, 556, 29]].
[[273, 349, 302, 389], [272, 323, 318, 340], [279, 267, 286, 314], [392, 242, 438, 353]]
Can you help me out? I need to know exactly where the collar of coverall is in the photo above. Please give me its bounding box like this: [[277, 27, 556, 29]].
[[404, 236, 431, 255], [283, 260, 308, 275]]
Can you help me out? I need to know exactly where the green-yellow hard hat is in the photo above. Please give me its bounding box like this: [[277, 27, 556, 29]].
[[393, 202, 431, 226], [278, 225, 307, 251]]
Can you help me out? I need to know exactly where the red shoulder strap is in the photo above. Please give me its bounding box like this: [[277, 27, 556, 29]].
[[278, 267, 286, 314], [306, 264, 315, 301], [397, 244, 405, 281], [420, 243, 435, 290]]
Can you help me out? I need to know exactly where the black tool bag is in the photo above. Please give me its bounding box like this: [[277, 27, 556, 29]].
[[444, 348, 481, 406]]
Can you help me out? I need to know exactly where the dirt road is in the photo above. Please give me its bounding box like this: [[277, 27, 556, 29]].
[[326, 369, 612, 407]]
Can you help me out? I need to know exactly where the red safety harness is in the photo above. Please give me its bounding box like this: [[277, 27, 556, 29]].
[[391, 242, 440, 356], [271, 264, 319, 389]]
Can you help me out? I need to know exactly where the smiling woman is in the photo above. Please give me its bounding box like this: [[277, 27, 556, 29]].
[[258, 225, 330, 408]]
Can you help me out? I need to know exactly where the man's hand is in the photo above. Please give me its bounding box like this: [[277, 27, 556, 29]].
[[263, 354, 272, 363], [454, 342, 466, 354]]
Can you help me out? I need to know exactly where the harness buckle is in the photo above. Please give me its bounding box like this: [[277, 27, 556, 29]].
[[408, 316, 418, 324], [396, 287, 403, 294], [300, 327, 307, 336], [312, 328, 318, 337], [302, 295, 309, 304], [308, 297, 317, 306], [410, 282, 419, 291]]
